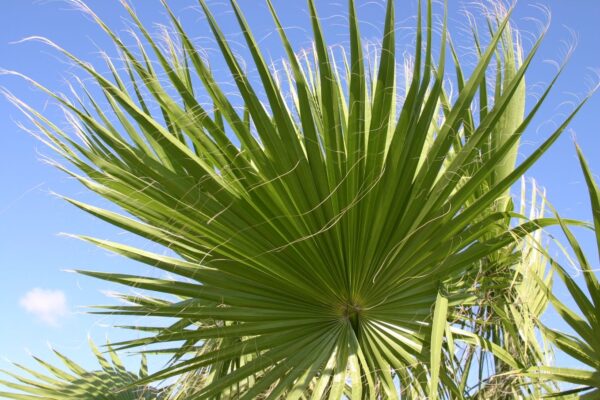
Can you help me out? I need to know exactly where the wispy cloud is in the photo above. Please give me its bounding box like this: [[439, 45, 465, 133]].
[[20, 288, 68, 327]]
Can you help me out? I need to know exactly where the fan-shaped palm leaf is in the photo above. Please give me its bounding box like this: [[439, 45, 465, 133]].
[[522, 146, 600, 399], [2, 0, 592, 398], [0, 340, 166, 399]]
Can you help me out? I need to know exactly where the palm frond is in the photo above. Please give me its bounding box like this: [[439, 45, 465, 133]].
[[522, 146, 600, 399], [2, 0, 592, 397], [0, 340, 166, 399]]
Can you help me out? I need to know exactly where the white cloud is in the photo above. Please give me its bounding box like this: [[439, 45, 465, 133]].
[[20, 288, 68, 327]]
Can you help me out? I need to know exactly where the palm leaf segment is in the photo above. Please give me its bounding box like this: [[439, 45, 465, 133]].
[[0, 340, 166, 399], [3, 0, 591, 398]]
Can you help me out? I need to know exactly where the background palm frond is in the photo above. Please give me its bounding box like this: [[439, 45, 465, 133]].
[[522, 146, 600, 399], [0, 340, 167, 399]]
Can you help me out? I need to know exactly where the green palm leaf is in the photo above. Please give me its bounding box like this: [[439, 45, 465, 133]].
[[521, 146, 600, 399], [3, 0, 592, 398], [0, 340, 166, 399]]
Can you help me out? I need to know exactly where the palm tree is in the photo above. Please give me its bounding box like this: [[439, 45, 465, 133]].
[[1, 0, 594, 398]]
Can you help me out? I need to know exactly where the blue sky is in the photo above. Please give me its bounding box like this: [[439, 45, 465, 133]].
[[0, 0, 599, 380]]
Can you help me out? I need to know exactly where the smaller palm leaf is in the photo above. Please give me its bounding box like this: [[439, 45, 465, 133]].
[[0, 339, 167, 400], [522, 146, 600, 399]]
